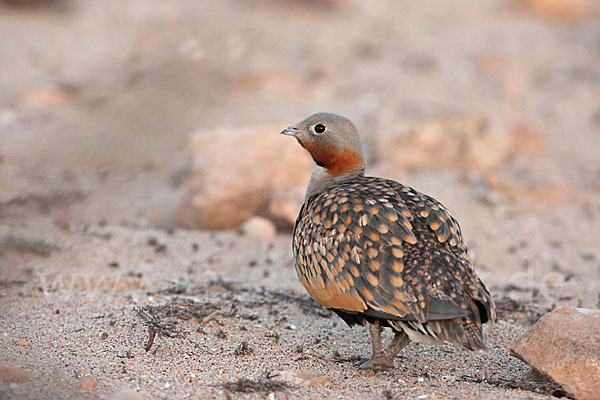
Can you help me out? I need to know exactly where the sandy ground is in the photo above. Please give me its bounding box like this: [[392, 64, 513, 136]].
[[1, 0, 599, 399]]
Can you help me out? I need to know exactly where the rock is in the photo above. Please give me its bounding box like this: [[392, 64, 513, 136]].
[[81, 378, 97, 390], [265, 186, 305, 230], [14, 340, 28, 346], [508, 306, 600, 400], [377, 116, 511, 171], [517, 0, 595, 21], [20, 84, 77, 110], [239, 216, 277, 237], [0, 364, 30, 384], [273, 369, 328, 387], [178, 124, 312, 229], [107, 387, 144, 400]]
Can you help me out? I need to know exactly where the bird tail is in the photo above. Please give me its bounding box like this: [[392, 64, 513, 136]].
[[434, 317, 489, 352], [391, 317, 489, 353], [454, 318, 489, 352]]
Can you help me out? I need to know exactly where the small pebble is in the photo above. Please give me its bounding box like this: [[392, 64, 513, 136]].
[[81, 379, 97, 390], [239, 216, 277, 237]]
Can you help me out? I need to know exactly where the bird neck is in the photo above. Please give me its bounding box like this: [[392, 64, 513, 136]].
[[305, 164, 365, 201], [300, 142, 366, 200], [302, 142, 365, 174]]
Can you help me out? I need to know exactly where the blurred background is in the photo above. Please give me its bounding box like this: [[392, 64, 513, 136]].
[[1, 0, 599, 304], [1, 1, 599, 398]]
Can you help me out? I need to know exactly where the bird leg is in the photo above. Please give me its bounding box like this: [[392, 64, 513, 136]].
[[385, 330, 410, 360], [354, 319, 393, 371]]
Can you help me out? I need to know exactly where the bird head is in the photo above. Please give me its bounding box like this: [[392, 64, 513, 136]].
[[281, 112, 366, 176]]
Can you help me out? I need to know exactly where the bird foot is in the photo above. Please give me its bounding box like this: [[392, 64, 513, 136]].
[[353, 355, 393, 371]]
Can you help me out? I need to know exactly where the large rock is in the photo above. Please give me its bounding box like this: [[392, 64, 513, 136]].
[[178, 124, 312, 229], [377, 116, 512, 171], [265, 186, 305, 230], [508, 306, 600, 400]]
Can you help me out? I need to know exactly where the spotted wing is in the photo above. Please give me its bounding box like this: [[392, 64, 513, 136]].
[[293, 176, 495, 325]]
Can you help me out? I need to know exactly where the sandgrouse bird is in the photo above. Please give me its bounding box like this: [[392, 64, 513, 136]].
[[282, 112, 496, 371]]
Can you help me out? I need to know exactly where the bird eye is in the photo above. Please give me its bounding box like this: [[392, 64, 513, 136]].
[[313, 123, 327, 134]]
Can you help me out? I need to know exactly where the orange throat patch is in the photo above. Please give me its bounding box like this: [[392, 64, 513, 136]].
[[303, 143, 364, 176]]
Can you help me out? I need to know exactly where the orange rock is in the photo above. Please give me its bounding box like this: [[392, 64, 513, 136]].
[[178, 124, 313, 229], [81, 378, 98, 390], [517, 0, 595, 21], [20, 84, 77, 110], [15, 340, 28, 346], [509, 306, 600, 400]]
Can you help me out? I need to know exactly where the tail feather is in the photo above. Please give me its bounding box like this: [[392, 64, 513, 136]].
[[390, 317, 488, 352], [457, 318, 488, 352]]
